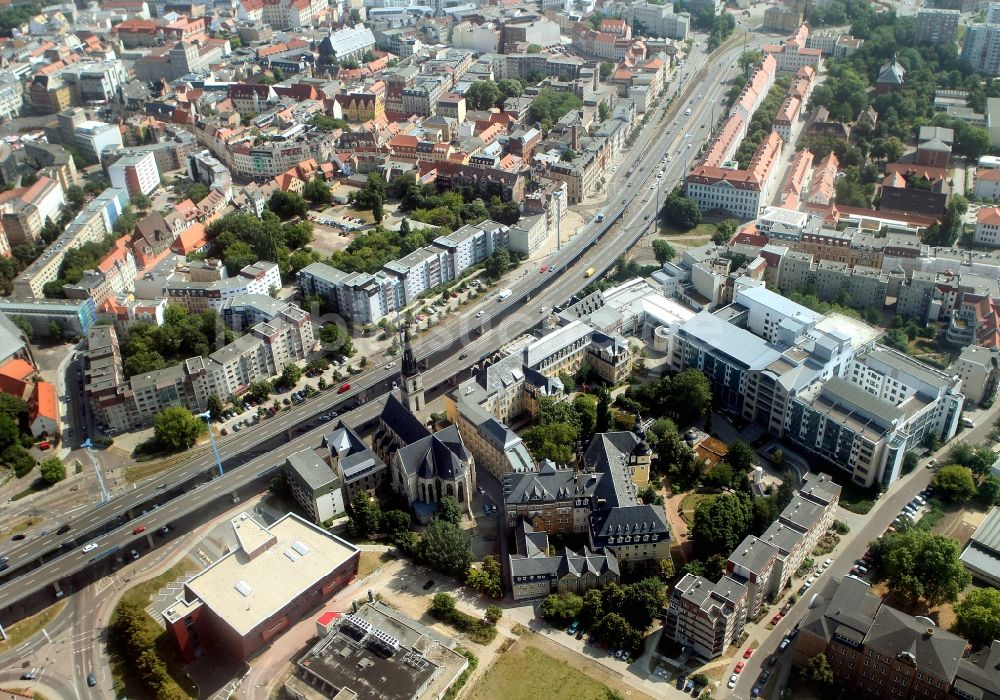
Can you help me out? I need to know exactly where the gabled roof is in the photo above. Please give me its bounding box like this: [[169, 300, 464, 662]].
[[379, 393, 429, 445]]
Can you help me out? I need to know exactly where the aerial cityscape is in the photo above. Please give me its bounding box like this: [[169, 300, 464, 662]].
[[0, 0, 999, 698]]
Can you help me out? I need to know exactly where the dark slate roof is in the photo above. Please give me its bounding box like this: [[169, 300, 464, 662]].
[[728, 535, 779, 576], [798, 576, 882, 647], [582, 431, 643, 508], [397, 434, 466, 481], [864, 605, 966, 681], [877, 59, 905, 85], [955, 640, 1000, 700], [380, 393, 429, 445], [323, 422, 385, 482], [502, 461, 602, 504], [589, 504, 670, 545]]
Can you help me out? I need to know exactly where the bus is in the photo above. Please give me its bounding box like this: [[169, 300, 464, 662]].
[[584, 267, 596, 278]]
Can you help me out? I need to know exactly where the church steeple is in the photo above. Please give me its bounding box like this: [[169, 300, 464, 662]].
[[398, 323, 425, 412]]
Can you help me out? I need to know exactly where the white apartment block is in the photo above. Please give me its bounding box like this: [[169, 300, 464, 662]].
[[75, 121, 123, 163], [165, 261, 282, 312], [300, 221, 510, 323], [108, 151, 160, 199], [0, 82, 23, 121], [975, 206, 1000, 247], [963, 20, 1000, 75]]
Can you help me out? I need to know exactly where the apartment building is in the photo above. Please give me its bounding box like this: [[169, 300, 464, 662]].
[[665, 574, 749, 659], [0, 81, 23, 121], [165, 262, 282, 313], [0, 298, 97, 338], [63, 239, 138, 307], [764, 25, 822, 73], [949, 344, 1000, 405], [628, 1, 689, 39], [446, 399, 534, 481], [74, 121, 123, 164], [83, 300, 312, 432], [299, 221, 510, 323], [687, 132, 783, 220], [284, 448, 345, 524], [963, 18, 1000, 75], [974, 205, 1000, 247], [0, 176, 65, 246], [917, 8, 960, 45], [13, 187, 127, 298], [108, 151, 160, 199]]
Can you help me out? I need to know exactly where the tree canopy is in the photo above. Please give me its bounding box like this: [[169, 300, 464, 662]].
[[153, 407, 205, 453], [418, 519, 473, 577], [871, 528, 971, 606], [954, 588, 1000, 646], [692, 493, 752, 559], [931, 464, 977, 502]]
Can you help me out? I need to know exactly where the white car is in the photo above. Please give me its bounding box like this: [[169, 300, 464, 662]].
[[82, 542, 99, 553], [385, 362, 396, 369], [727, 674, 739, 689], [476, 310, 485, 318]]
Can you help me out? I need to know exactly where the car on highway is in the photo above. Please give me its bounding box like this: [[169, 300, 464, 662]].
[[82, 542, 99, 553], [338, 383, 351, 393], [132, 526, 146, 535], [727, 674, 738, 689], [130, 549, 139, 560]]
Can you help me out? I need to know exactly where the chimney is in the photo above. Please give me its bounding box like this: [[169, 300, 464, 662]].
[[571, 124, 579, 150], [925, 627, 934, 637]]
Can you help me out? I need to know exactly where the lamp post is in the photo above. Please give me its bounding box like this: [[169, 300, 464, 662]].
[[554, 188, 563, 251], [683, 134, 693, 174], [710, 99, 717, 135], [198, 411, 224, 478]]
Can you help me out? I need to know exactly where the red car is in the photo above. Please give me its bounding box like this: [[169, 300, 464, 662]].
[[132, 526, 146, 535], [540, 265, 548, 273], [38, 441, 50, 450], [338, 383, 351, 393], [734, 661, 746, 674], [771, 614, 782, 625], [743, 648, 754, 660]]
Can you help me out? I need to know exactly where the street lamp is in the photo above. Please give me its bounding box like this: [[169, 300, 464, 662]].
[[683, 134, 693, 174], [710, 99, 717, 134], [197, 411, 225, 478]]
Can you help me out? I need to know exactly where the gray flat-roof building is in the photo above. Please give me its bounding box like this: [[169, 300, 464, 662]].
[[285, 448, 345, 524]]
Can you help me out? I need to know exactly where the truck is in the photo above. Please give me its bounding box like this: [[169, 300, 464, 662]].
[[496, 288, 512, 301]]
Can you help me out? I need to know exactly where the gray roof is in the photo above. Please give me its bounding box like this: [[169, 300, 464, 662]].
[[759, 520, 804, 555], [954, 640, 1000, 700], [380, 394, 430, 445], [970, 507, 1000, 554], [864, 605, 965, 681], [778, 496, 826, 534], [323, 422, 385, 483], [582, 431, 645, 508], [799, 472, 842, 507], [728, 535, 778, 576], [798, 575, 882, 646], [679, 311, 782, 370], [589, 504, 671, 544], [818, 376, 905, 427], [503, 461, 602, 504], [0, 313, 26, 364], [672, 573, 748, 618], [286, 448, 337, 491], [867, 347, 954, 395], [396, 432, 467, 482]]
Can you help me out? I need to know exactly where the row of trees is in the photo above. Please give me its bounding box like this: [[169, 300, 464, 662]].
[[464, 79, 526, 110], [540, 578, 666, 654], [109, 600, 184, 699], [391, 172, 520, 228], [735, 77, 793, 169]]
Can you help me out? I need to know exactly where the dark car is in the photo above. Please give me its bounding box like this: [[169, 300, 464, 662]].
[[57, 524, 71, 535], [11, 534, 25, 541], [423, 579, 435, 590], [87, 673, 97, 687]]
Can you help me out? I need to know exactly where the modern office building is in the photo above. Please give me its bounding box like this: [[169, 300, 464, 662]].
[[163, 513, 359, 663]]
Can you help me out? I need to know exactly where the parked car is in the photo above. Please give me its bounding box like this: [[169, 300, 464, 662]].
[[779, 638, 791, 651], [743, 647, 754, 659], [727, 674, 739, 689]]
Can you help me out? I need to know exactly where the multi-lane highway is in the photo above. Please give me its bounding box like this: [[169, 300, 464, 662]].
[[0, 34, 763, 618]]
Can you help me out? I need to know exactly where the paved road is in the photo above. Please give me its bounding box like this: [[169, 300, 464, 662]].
[[0, 34, 763, 617]]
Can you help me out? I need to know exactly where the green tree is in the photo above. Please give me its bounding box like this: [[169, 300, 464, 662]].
[[467, 555, 503, 598], [484, 248, 510, 279], [800, 653, 834, 687], [207, 394, 224, 421], [269, 190, 308, 220], [303, 178, 332, 206], [669, 369, 712, 425], [979, 474, 1000, 506], [281, 363, 303, 387], [497, 79, 524, 99], [465, 80, 501, 110], [485, 604, 503, 623], [954, 588, 1000, 646], [663, 192, 702, 230], [593, 612, 643, 653], [931, 464, 977, 502], [419, 519, 473, 577], [430, 592, 456, 619], [651, 239, 675, 264], [131, 193, 153, 210], [248, 380, 273, 402], [600, 61, 614, 80], [879, 529, 971, 606], [0, 413, 20, 451], [3, 445, 35, 478], [438, 494, 462, 524], [574, 394, 598, 438], [540, 592, 583, 625], [561, 148, 577, 162], [381, 509, 411, 537], [39, 457, 66, 485], [184, 182, 210, 203], [726, 440, 756, 473], [523, 422, 578, 464], [349, 492, 382, 537], [692, 493, 752, 559], [153, 407, 205, 452]]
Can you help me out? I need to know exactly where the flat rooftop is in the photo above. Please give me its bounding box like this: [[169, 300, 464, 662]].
[[169, 513, 358, 637]]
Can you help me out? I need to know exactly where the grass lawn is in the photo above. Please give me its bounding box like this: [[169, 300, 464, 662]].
[[659, 222, 717, 238], [356, 551, 384, 581], [680, 491, 716, 527], [838, 480, 879, 515], [0, 600, 66, 652], [467, 641, 619, 700], [110, 559, 199, 700]]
